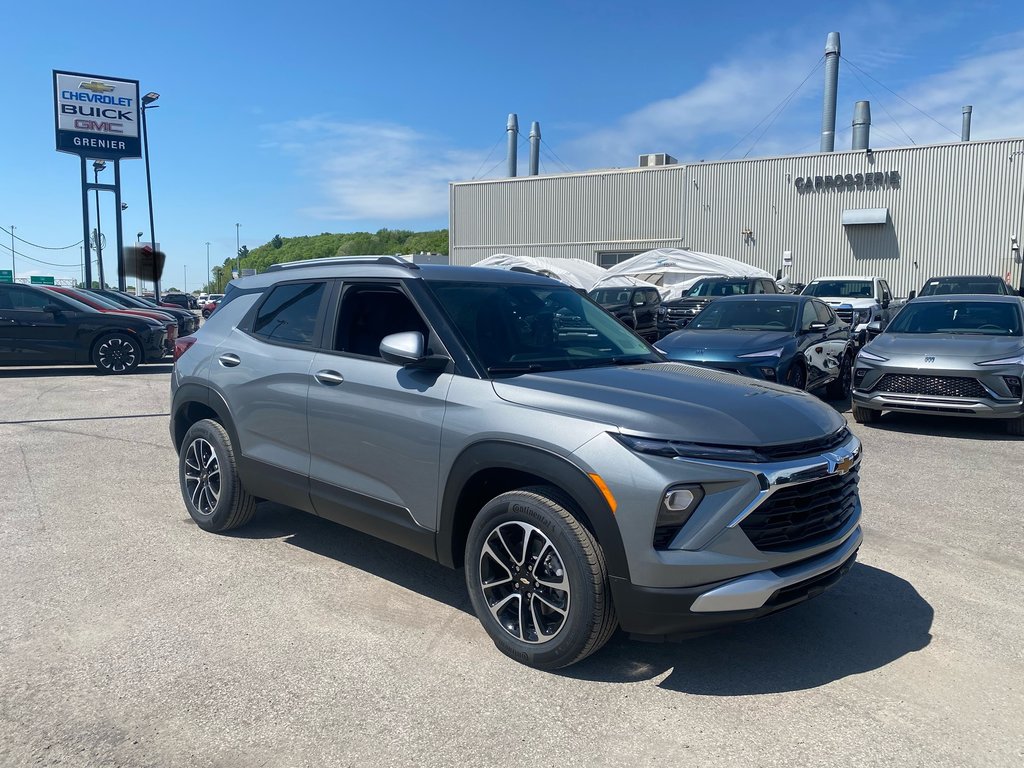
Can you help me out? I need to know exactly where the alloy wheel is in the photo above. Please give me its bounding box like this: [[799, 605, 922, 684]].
[[183, 438, 221, 516], [478, 521, 571, 644], [97, 337, 138, 372]]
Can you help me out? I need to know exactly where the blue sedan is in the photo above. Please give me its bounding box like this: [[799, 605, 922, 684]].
[[655, 295, 855, 398]]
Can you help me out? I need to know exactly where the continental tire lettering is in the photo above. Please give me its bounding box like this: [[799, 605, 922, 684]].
[[510, 503, 535, 515]]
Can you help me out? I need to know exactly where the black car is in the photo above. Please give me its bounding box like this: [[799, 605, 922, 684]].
[[658, 276, 779, 334], [587, 285, 661, 341], [160, 292, 195, 310], [0, 283, 167, 373], [655, 294, 854, 398], [90, 290, 199, 336]]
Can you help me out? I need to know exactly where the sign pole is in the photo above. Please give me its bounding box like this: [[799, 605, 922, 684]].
[[113, 160, 126, 291], [80, 156, 93, 288]]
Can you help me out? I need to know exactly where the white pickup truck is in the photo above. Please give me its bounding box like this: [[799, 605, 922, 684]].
[[801, 276, 896, 343]]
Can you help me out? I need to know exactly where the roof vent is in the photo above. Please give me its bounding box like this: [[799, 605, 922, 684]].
[[639, 153, 678, 167]]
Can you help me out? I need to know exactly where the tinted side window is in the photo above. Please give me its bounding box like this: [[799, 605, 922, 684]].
[[646, 289, 660, 305], [252, 282, 326, 346], [8, 288, 56, 311], [334, 284, 428, 359], [764, 280, 778, 294], [813, 301, 834, 325], [880, 281, 892, 302], [801, 302, 819, 329]]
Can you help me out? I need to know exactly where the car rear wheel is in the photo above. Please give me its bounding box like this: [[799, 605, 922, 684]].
[[465, 486, 617, 670], [826, 353, 853, 399], [852, 405, 880, 424], [179, 419, 256, 532], [92, 333, 142, 374]]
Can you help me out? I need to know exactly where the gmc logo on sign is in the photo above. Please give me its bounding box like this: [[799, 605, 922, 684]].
[[73, 119, 124, 133]]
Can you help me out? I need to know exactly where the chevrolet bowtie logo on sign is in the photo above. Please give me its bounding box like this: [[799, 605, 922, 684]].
[[79, 81, 115, 93]]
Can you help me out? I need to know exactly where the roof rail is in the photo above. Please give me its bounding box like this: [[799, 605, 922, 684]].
[[264, 255, 420, 273]]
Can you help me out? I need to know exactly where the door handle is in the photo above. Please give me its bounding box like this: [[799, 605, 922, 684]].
[[218, 353, 241, 367], [314, 369, 344, 386]]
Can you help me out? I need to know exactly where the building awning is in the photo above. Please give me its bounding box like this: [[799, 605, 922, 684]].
[[842, 208, 889, 225]]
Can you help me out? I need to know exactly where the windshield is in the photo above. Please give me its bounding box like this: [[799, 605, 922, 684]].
[[589, 288, 634, 305], [427, 281, 659, 374], [886, 301, 1022, 336], [688, 280, 751, 297], [803, 280, 873, 298], [919, 278, 1008, 296], [67, 289, 124, 310], [691, 300, 798, 331]]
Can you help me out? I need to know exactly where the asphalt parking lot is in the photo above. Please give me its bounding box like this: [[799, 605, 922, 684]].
[[1, 365, 1021, 768]]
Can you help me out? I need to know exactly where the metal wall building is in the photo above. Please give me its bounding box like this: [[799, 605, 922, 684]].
[[449, 137, 1024, 297]]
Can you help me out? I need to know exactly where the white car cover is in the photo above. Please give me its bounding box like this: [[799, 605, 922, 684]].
[[592, 248, 774, 301], [472, 254, 610, 291]]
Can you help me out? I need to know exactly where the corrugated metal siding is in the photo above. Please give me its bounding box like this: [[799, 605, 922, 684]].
[[450, 165, 687, 265], [450, 138, 1024, 296]]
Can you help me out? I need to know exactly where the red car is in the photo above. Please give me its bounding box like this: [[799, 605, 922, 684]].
[[46, 286, 178, 355]]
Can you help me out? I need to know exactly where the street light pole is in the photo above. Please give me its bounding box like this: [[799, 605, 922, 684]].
[[183, 264, 188, 294], [205, 242, 210, 293], [141, 91, 160, 301], [235, 223, 240, 279], [9, 225, 14, 281], [135, 232, 143, 295]]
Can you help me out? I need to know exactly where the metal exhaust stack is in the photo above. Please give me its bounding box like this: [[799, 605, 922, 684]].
[[962, 105, 973, 141], [820, 32, 841, 153], [507, 113, 519, 177], [529, 122, 541, 175], [852, 100, 871, 150]]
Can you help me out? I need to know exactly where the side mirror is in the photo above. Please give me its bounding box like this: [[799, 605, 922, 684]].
[[806, 321, 828, 333], [379, 331, 448, 371], [865, 320, 884, 340], [881, 298, 890, 309], [43, 304, 64, 315], [908, 290, 917, 300]]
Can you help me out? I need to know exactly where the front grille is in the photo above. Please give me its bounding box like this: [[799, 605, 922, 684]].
[[757, 427, 850, 462], [874, 374, 987, 399], [835, 308, 853, 324], [740, 467, 859, 551]]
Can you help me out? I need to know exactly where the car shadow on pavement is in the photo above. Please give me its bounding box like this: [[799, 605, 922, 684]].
[[231, 502, 473, 613], [857, 412, 1021, 441], [562, 563, 933, 695], [0, 364, 174, 378]]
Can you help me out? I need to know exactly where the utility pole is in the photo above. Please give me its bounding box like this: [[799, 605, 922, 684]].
[[10, 225, 14, 280], [235, 223, 240, 278], [205, 241, 210, 292]]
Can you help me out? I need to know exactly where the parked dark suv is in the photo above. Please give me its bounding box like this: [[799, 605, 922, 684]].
[[658, 276, 779, 333], [914, 275, 1012, 299], [0, 283, 167, 373], [171, 257, 862, 669], [587, 285, 661, 341]]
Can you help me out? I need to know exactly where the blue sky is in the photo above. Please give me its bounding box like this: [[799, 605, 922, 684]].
[[3, 0, 1023, 287]]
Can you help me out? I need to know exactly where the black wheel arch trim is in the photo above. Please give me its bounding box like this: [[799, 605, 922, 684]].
[[171, 383, 239, 454], [438, 440, 630, 580]]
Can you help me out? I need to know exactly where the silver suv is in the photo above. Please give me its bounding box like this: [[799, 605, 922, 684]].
[[170, 257, 863, 669]]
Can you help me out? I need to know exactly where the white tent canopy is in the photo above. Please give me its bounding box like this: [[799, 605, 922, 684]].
[[593, 248, 774, 301], [472, 254, 610, 291]]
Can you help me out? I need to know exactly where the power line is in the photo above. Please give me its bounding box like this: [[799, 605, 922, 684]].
[[540, 138, 573, 173], [842, 56, 961, 139], [844, 63, 916, 145], [0, 241, 82, 268], [471, 132, 507, 179], [721, 56, 824, 160], [0, 224, 82, 251]]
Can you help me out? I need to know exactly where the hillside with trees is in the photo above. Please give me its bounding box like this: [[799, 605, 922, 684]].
[[220, 229, 448, 276]]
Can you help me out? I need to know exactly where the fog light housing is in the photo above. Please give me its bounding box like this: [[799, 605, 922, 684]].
[[1003, 376, 1022, 399], [759, 367, 777, 380], [853, 367, 868, 386], [653, 484, 705, 550]]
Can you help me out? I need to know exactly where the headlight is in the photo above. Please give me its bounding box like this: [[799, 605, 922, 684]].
[[852, 309, 872, 325], [858, 348, 888, 362], [737, 347, 784, 359], [977, 352, 1024, 366], [615, 434, 762, 462]]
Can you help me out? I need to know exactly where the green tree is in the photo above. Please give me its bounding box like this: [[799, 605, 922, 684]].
[[271, 234, 284, 249]]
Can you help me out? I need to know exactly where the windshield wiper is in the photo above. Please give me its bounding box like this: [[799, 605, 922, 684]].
[[486, 363, 549, 375], [573, 356, 656, 369]]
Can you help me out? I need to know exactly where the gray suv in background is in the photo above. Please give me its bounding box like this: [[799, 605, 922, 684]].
[[170, 257, 863, 669]]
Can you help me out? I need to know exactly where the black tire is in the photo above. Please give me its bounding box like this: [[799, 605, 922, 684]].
[[178, 418, 256, 532], [465, 486, 617, 670], [785, 360, 807, 390], [826, 353, 853, 400], [92, 332, 142, 374], [1005, 416, 1024, 436], [852, 405, 880, 424]]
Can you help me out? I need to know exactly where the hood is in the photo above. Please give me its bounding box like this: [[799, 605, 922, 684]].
[[657, 329, 793, 357], [821, 298, 876, 309], [866, 333, 1024, 361], [492, 362, 845, 446]]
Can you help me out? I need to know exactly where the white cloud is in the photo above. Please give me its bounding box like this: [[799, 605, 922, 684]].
[[264, 118, 493, 223]]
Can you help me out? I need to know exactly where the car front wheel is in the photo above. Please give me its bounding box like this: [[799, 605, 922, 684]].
[[92, 333, 142, 374], [465, 486, 617, 670]]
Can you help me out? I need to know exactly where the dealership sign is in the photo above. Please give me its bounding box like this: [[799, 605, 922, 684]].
[[53, 70, 141, 159], [794, 170, 901, 193]]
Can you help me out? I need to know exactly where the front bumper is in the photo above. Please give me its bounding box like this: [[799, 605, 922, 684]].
[[852, 389, 1023, 419], [612, 530, 860, 637], [659, 354, 791, 383]]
